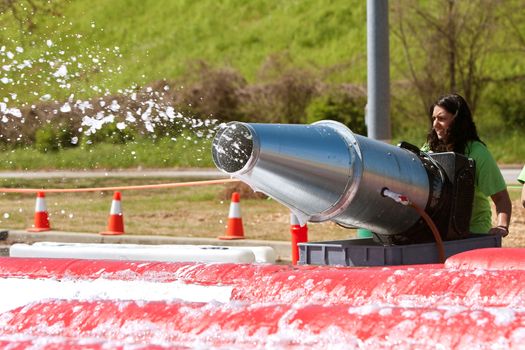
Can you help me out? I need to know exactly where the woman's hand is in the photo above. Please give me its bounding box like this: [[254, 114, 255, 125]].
[[490, 189, 512, 238], [488, 225, 509, 237]]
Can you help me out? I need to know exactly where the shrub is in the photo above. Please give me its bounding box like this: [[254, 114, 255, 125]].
[[172, 61, 247, 122], [219, 182, 268, 201], [243, 54, 319, 124], [494, 87, 525, 129], [34, 122, 76, 153], [81, 123, 136, 146], [305, 87, 366, 135]]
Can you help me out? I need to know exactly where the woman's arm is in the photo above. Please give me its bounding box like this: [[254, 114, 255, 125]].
[[488, 189, 512, 237], [521, 185, 525, 208]]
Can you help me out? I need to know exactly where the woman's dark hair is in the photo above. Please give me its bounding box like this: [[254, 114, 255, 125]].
[[427, 93, 483, 154]]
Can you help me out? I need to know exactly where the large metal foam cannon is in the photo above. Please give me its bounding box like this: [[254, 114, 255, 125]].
[[212, 121, 475, 245]]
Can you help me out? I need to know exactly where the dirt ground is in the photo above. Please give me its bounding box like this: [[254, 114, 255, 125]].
[[260, 198, 525, 246], [0, 179, 522, 246], [227, 182, 525, 246]]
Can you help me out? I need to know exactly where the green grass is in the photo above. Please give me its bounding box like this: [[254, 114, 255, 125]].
[[0, 137, 214, 170], [0, 0, 368, 104], [1, 125, 523, 170], [484, 131, 525, 165]]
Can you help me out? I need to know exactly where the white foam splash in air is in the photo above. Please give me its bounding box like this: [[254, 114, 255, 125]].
[[0, 22, 219, 143]]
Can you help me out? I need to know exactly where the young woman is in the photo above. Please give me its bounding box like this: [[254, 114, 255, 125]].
[[421, 93, 511, 236]]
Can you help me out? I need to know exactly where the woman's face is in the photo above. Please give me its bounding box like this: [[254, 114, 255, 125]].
[[432, 105, 454, 140]]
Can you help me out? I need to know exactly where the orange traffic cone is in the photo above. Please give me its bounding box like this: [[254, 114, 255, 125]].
[[290, 212, 308, 265], [219, 192, 245, 240], [100, 191, 125, 235], [27, 192, 51, 232]]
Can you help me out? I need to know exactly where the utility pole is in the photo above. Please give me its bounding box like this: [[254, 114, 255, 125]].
[[366, 0, 391, 142]]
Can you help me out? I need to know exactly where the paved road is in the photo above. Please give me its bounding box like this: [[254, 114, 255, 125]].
[[0, 167, 521, 184], [501, 167, 522, 186]]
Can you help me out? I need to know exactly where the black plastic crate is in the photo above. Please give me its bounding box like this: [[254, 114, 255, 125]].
[[298, 234, 501, 266]]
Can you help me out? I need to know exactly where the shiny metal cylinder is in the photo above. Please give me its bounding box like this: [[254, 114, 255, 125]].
[[212, 121, 430, 236]]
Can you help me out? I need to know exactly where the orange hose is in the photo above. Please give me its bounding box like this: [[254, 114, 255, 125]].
[[410, 203, 446, 264], [0, 178, 240, 193], [382, 188, 445, 264]]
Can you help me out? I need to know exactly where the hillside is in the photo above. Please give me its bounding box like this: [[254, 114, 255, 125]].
[[1, 1, 368, 100], [0, 0, 524, 165]]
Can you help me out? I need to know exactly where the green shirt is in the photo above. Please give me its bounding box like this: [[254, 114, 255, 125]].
[[518, 165, 525, 184], [421, 141, 506, 233]]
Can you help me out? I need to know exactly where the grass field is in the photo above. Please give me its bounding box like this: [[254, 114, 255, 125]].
[[0, 0, 368, 103], [0, 137, 214, 170], [1, 130, 523, 171], [0, 177, 523, 247]]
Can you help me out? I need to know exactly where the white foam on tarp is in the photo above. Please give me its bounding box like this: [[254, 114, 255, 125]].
[[0, 277, 233, 313], [485, 307, 516, 326]]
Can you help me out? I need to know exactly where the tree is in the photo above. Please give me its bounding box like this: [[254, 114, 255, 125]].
[[390, 0, 518, 114]]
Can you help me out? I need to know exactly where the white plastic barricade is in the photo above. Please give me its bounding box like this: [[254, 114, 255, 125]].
[[9, 242, 277, 263]]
